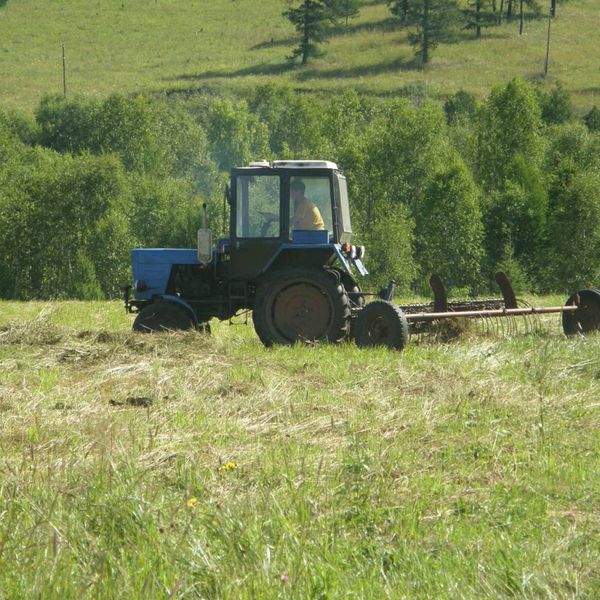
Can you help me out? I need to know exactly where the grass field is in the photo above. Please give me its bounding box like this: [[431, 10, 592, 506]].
[[0, 1, 599, 112], [0, 300, 598, 597]]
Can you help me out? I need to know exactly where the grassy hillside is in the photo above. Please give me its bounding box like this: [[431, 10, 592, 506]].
[[0, 300, 598, 597], [0, 0, 598, 112]]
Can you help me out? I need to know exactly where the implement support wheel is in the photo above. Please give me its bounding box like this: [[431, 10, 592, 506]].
[[253, 267, 350, 346], [354, 300, 409, 350], [562, 289, 600, 336]]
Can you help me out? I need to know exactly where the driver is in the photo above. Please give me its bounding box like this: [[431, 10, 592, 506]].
[[290, 179, 325, 231]]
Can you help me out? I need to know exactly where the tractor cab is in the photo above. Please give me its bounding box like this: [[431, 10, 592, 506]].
[[226, 160, 359, 279]]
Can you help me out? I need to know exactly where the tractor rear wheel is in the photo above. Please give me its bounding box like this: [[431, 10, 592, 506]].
[[354, 300, 409, 350], [133, 302, 196, 333], [253, 268, 350, 346], [334, 269, 365, 309]]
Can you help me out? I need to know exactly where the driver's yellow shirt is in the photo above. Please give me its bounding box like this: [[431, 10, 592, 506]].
[[292, 198, 325, 230]]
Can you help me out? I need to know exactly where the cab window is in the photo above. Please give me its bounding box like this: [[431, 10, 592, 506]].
[[236, 175, 281, 238], [289, 176, 333, 233]]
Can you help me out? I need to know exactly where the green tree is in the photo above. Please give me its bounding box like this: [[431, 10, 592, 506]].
[[463, 0, 497, 39], [36, 94, 219, 194], [476, 79, 543, 191], [355, 99, 450, 224], [388, 0, 410, 23], [584, 106, 600, 132], [283, 0, 334, 64], [483, 162, 547, 283], [248, 84, 325, 157], [444, 90, 477, 125], [389, 0, 460, 64], [415, 156, 484, 290], [0, 149, 133, 300], [202, 98, 269, 171], [545, 167, 600, 290], [128, 174, 202, 249], [358, 202, 417, 292], [329, 0, 362, 27], [539, 83, 574, 125]]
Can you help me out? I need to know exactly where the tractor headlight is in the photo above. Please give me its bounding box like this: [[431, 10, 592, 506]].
[[342, 243, 358, 259]]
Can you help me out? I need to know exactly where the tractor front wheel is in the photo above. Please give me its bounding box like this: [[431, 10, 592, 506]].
[[133, 302, 196, 333], [253, 268, 350, 346]]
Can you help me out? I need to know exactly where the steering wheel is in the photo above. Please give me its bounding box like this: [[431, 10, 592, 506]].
[[258, 211, 279, 237]]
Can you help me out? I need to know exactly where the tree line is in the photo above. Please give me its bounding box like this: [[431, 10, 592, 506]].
[[1, 79, 599, 300], [285, 0, 574, 65]]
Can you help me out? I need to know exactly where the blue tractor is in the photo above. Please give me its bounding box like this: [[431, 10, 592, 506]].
[[123, 160, 375, 347]]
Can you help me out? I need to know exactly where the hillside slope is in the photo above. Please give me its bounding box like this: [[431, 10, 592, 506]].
[[0, 0, 598, 111]]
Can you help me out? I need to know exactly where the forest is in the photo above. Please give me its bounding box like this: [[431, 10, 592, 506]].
[[1, 80, 599, 300]]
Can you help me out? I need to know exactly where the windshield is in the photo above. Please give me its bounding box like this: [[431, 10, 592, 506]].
[[236, 175, 281, 238]]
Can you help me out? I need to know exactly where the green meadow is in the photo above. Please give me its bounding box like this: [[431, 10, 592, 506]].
[[0, 301, 598, 597], [2, 1, 600, 597], [0, 0, 599, 112]]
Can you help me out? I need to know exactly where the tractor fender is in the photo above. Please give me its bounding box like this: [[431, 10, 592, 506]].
[[156, 295, 199, 330], [262, 244, 353, 276]]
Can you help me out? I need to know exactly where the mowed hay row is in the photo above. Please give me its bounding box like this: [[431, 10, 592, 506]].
[[0, 302, 599, 598]]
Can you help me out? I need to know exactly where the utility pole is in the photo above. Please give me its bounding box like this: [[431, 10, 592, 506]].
[[544, 1, 552, 77], [62, 44, 67, 97]]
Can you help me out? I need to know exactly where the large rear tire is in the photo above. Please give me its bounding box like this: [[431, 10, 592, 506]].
[[253, 268, 350, 346], [354, 300, 409, 350], [333, 268, 365, 309], [133, 302, 196, 333]]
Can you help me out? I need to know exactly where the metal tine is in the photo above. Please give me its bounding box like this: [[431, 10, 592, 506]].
[[522, 304, 536, 334], [509, 315, 517, 336], [483, 312, 495, 338]]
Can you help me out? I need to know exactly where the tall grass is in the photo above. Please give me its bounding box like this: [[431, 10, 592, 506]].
[[0, 300, 598, 597]]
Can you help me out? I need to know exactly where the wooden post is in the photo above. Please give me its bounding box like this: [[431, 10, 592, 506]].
[[519, 0, 524, 35], [544, 2, 552, 77], [62, 44, 67, 98]]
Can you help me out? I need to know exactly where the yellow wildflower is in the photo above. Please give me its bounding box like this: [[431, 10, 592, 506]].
[[187, 497, 198, 508], [221, 461, 237, 472]]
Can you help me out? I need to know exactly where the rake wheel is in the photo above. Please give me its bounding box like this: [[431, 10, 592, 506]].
[[563, 289, 600, 335], [354, 301, 409, 350]]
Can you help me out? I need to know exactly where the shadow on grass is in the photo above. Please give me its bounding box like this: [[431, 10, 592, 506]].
[[250, 17, 403, 51], [296, 56, 423, 81], [327, 16, 403, 37], [166, 53, 422, 84], [452, 29, 512, 43], [576, 86, 600, 95], [165, 62, 295, 82]]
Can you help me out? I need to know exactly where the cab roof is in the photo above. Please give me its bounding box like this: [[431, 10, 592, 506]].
[[244, 160, 339, 170]]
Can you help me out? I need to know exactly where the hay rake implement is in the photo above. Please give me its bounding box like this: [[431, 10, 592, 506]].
[[351, 272, 600, 350]]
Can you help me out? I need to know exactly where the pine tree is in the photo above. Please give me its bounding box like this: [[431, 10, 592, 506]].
[[388, 0, 410, 24], [283, 1, 334, 65], [390, 0, 460, 65], [463, 0, 497, 39], [329, 0, 362, 27]]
